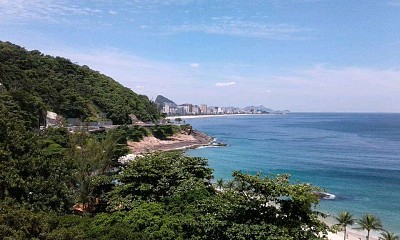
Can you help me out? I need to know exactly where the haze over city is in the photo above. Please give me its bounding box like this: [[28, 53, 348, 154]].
[[1, 0, 399, 112]]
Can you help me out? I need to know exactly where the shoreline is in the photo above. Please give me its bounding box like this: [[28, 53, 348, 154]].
[[322, 215, 380, 240], [127, 129, 215, 155], [166, 113, 280, 120]]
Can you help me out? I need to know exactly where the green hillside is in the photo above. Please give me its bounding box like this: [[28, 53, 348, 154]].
[[0, 41, 332, 239], [0, 41, 160, 126]]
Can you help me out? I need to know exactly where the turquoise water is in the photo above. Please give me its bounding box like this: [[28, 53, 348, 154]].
[[185, 113, 400, 232]]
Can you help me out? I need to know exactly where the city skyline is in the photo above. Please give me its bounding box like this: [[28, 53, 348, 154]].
[[1, 1, 400, 112]]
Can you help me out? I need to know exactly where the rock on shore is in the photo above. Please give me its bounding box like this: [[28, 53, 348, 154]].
[[127, 130, 213, 155]]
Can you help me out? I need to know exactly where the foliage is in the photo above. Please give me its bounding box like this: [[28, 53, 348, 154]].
[[0, 41, 160, 125], [355, 213, 383, 240], [0, 95, 75, 213], [115, 125, 150, 142], [379, 231, 400, 240], [1, 82, 331, 239], [174, 118, 182, 124], [0, 205, 88, 240], [108, 151, 213, 209], [151, 125, 181, 140], [183, 171, 327, 240], [334, 211, 356, 240], [0, 147, 332, 239]]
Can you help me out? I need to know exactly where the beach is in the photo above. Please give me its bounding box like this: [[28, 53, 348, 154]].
[[327, 230, 378, 240], [166, 113, 272, 120], [127, 129, 213, 154], [323, 216, 380, 240]]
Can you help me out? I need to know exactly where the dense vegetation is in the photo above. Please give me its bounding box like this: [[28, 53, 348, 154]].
[[0, 41, 160, 125], [0, 41, 328, 239], [1, 90, 330, 239]]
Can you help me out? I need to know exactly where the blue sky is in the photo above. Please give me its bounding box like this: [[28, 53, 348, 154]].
[[1, 0, 400, 112]]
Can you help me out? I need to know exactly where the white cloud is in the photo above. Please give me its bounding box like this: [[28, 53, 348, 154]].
[[0, 0, 204, 24], [166, 19, 313, 40], [265, 0, 325, 8], [190, 63, 200, 68], [387, 0, 400, 6], [43, 47, 209, 102], [260, 65, 400, 112], [0, 0, 102, 23], [215, 81, 236, 87]]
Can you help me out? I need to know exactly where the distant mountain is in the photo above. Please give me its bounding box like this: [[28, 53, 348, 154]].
[[243, 105, 273, 112], [155, 95, 177, 107]]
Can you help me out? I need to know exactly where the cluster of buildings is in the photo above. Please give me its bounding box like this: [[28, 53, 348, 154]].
[[161, 103, 262, 116]]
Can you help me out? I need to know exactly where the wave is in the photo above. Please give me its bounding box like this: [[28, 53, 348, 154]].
[[315, 191, 336, 200]]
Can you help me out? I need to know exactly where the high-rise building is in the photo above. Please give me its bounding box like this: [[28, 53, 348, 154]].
[[162, 105, 170, 114], [200, 104, 208, 114], [192, 105, 200, 115], [176, 106, 186, 115]]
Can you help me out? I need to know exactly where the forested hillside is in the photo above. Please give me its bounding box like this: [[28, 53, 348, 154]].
[[0, 41, 330, 239], [0, 41, 160, 125]]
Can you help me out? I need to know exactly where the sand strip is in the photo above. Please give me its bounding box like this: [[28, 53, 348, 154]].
[[323, 216, 380, 240]]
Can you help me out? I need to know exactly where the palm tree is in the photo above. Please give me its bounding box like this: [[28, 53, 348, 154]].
[[379, 231, 399, 240], [226, 180, 235, 191], [355, 213, 383, 240], [334, 211, 356, 240], [216, 178, 224, 191]]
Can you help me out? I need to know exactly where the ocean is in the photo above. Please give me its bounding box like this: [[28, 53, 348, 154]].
[[185, 113, 400, 232]]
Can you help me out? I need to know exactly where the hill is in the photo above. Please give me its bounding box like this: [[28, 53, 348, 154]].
[[243, 105, 273, 113], [0, 41, 160, 126], [155, 95, 177, 107]]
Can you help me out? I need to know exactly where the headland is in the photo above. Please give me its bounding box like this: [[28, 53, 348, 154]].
[[127, 129, 214, 154]]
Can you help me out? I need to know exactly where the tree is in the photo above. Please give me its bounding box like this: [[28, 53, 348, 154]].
[[108, 152, 213, 210], [185, 171, 328, 239], [379, 231, 399, 240], [225, 180, 235, 191], [355, 213, 383, 240], [68, 132, 119, 212], [0, 96, 75, 213], [334, 211, 356, 240], [174, 118, 182, 124], [216, 178, 224, 191]]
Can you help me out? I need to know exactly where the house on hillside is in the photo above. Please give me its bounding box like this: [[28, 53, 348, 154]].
[[45, 111, 63, 128], [67, 118, 84, 126], [129, 114, 141, 124]]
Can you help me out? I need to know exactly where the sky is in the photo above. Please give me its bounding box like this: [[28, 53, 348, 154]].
[[1, 0, 400, 112]]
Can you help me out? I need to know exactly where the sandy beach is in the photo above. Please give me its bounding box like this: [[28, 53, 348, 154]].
[[327, 228, 379, 240], [127, 130, 213, 154], [166, 113, 273, 120], [324, 216, 380, 240]]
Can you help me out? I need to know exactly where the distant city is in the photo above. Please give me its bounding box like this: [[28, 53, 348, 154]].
[[155, 95, 289, 116]]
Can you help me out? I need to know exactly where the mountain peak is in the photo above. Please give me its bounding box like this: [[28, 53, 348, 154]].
[[155, 95, 177, 107]]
